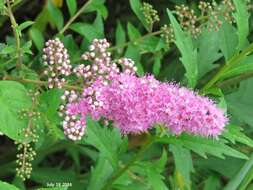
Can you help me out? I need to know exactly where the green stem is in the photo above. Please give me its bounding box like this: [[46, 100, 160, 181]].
[[59, 0, 93, 35], [108, 30, 163, 51], [6, 0, 22, 68], [201, 42, 253, 93], [5, 77, 82, 91], [217, 71, 253, 88], [101, 136, 156, 190]]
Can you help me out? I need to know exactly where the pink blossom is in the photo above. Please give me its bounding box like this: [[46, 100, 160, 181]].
[[65, 73, 228, 138]]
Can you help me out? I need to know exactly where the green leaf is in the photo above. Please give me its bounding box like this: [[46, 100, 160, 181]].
[[116, 21, 126, 46], [21, 41, 33, 55], [226, 78, 253, 127], [152, 53, 162, 76], [87, 156, 114, 190], [47, 0, 64, 31], [170, 144, 194, 189], [93, 13, 104, 37], [197, 28, 222, 79], [127, 22, 141, 41], [29, 28, 45, 50], [84, 117, 123, 168], [70, 13, 104, 42], [0, 181, 19, 190], [17, 21, 34, 32], [66, 0, 77, 17], [0, 45, 16, 55], [220, 55, 253, 80], [223, 125, 253, 148], [224, 153, 253, 190], [129, 0, 149, 31], [167, 9, 198, 88], [203, 175, 221, 190], [0, 81, 32, 141], [145, 150, 169, 190], [159, 134, 248, 159], [219, 21, 238, 61], [232, 0, 250, 51], [86, 0, 108, 19]]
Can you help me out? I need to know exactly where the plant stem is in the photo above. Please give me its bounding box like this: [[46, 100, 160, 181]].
[[217, 71, 253, 88], [6, 0, 22, 68], [101, 136, 156, 190], [59, 0, 93, 35], [5, 77, 82, 91], [201, 42, 253, 93], [108, 30, 163, 51]]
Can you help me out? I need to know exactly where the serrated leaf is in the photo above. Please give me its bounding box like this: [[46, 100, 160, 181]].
[[167, 9, 198, 88], [84, 117, 123, 168], [87, 156, 114, 190], [170, 144, 194, 189], [219, 21, 238, 61], [0, 81, 32, 141], [0, 181, 19, 190], [66, 0, 77, 17], [159, 134, 248, 159], [233, 0, 250, 51], [226, 78, 253, 127], [145, 149, 169, 190], [197, 28, 222, 79], [223, 125, 253, 147], [129, 0, 149, 31]]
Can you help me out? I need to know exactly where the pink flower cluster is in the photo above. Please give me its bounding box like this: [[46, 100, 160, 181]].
[[49, 38, 227, 141], [65, 73, 227, 140]]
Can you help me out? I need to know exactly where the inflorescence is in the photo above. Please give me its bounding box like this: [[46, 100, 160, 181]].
[[42, 38, 72, 89], [41, 38, 229, 141]]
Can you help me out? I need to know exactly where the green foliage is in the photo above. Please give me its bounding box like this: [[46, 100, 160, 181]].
[[0, 81, 31, 141], [232, 0, 250, 51], [1, 0, 253, 189], [0, 181, 19, 190], [160, 134, 248, 159], [167, 9, 198, 88], [170, 144, 194, 189], [66, 0, 77, 17]]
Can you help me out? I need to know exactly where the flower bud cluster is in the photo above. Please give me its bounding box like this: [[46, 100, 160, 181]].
[[74, 39, 119, 86], [175, 4, 201, 37], [141, 2, 160, 28], [16, 91, 40, 180], [161, 24, 174, 44], [43, 38, 72, 89], [199, 0, 235, 32]]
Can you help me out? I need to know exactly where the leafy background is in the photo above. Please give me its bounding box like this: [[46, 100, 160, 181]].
[[0, 0, 253, 189]]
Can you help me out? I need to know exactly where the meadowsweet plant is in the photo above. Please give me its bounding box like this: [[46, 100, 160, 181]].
[[1, 0, 253, 189]]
